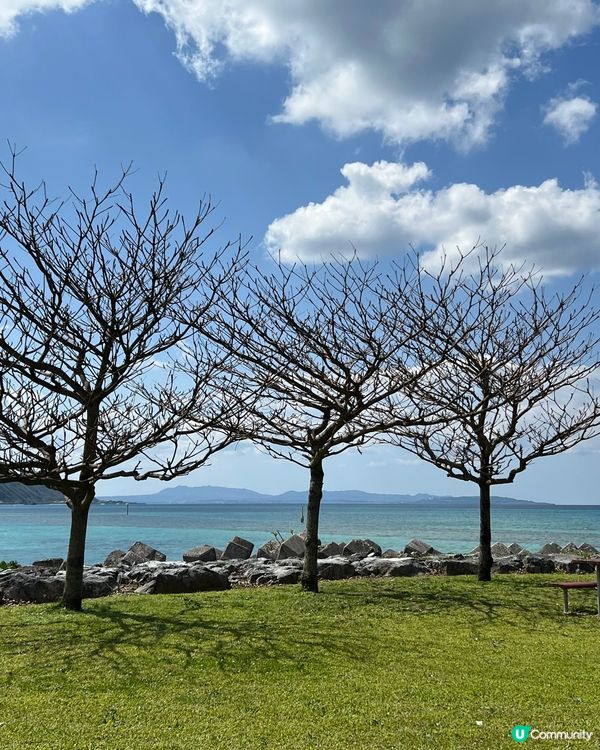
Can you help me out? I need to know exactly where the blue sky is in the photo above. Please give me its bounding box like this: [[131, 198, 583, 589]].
[[2, 0, 600, 502]]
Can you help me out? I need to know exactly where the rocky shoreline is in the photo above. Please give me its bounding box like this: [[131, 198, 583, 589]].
[[1, 535, 598, 605]]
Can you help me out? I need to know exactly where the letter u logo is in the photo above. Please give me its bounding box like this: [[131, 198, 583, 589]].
[[512, 725, 532, 743]]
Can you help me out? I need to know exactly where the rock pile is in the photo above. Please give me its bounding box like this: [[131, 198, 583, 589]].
[[1, 536, 598, 605]]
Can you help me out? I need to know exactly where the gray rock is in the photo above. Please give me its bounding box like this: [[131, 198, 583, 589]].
[[343, 539, 382, 558], [32, 558, 64, 572], [221, 536, 254, 560], [0, 570, 64, 603], [256, 540, 281, 560], [124, 541, 166, 564], [273, 568, 301, 585], [317, 557, 355, 580], [103, 550, 126, 567], [440, 559, 479, 576], [579, 543, 599, 554], [82, 572, 118, 598], [382, 548, 401, 558], [490, 542, 512, 557], [277, 534, 306, 560], [492, 556, 523, 573], [523, 555, 555, 573], [135, 566, 230, 595], [387, 560, 431, 577], [121, 551, 149, 567], [120, 560, 188, 584], [508, 543, 524, 555], [182, 545, 219, 563], [539, 543, 562, 555], [561, 542, 581, 554], [553, 556, 596, 574], [319, 541, 344, 558], [404, 539, 440, 556], [353, 558, 395, 577], [353, 557, 429, 577]]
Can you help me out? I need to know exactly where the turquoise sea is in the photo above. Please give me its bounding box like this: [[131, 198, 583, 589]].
[[1, 503, 600, 565]]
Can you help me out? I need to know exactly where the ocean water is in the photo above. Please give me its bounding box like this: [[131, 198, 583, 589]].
[[1, 502, 600, 565]]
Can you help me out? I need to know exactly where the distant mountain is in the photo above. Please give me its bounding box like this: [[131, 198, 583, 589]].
[[0, 483, 64, 504], [100, 484, 555, 507]]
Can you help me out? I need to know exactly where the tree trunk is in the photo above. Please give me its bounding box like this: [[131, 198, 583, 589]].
[[62, 489, 94, 610], [301, 457, 324, 593], [478, 481, 493, 582]]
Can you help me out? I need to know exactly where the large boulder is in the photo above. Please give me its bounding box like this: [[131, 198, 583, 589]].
[[440, 559, 479, 576], [317, 557, 355, 580], [319, 541, 344, 558], [277, 534, 306, 560], [343, 539, 382, 558], [182, 545, 220, 563], [273, 567, 301, 585], [490, 542, 511, 558], [354, 556, 430, 577], [82, 571, 119, 599], [538, 543, 562, 556], [553, 556, 596, 574], [388, 560, 431, 577], [256, 540, 281, 560], [221, 536, 254, 560], [522, 555, 555, 574], [579, 543, 599, 555], [0, 570, 64, 603], [136, 566, 230, 595], [122, 541, 166, 566], [120, 560, 187, 585], [508, 543, 524, 555], [382, 549, 401, 558], [120, 551, 147, 567], [492, 556, 523, 574], [404, 539, 440, 556], [103, 550, 126, 567]]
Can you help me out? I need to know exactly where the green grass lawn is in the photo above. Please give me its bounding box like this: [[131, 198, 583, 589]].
[[0, 574, 598, 750]]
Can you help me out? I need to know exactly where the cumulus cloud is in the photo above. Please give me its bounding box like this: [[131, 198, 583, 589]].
[[132, 0, 600, 149], [0, 0, 92, 36], [543, 93, 597, 143], [264, 161, 600, 275]]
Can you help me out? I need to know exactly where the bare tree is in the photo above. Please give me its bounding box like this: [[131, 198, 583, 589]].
[[197, 256, 459, 593], [0, 158, 244, 609], [385, 250, 600, 581]]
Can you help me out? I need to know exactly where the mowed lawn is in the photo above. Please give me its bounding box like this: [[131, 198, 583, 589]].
[[0, 575, 598, 750]]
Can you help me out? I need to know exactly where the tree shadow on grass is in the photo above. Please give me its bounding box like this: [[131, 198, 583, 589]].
[[22, 592, 374, 684]]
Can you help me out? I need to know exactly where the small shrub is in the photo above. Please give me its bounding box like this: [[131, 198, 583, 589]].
[[0, 560, 20, 570]]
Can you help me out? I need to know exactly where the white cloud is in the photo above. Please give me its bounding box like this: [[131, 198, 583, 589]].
[[0, 0, 92, 36], [264, 160, 600, 275], [543, 94, 597, 143], [132, 0, 600, 149]]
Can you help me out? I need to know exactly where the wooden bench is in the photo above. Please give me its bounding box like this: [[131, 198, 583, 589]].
[[550, 582, 598, 614]]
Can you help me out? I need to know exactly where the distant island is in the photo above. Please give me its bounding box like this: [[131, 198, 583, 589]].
[[0, 483, 64, 504], [0, 482, 122, 505], [100, 484, 555, 508]]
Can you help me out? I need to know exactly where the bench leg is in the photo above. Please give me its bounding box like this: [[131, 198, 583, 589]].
[[563, 589, 569, 615]]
